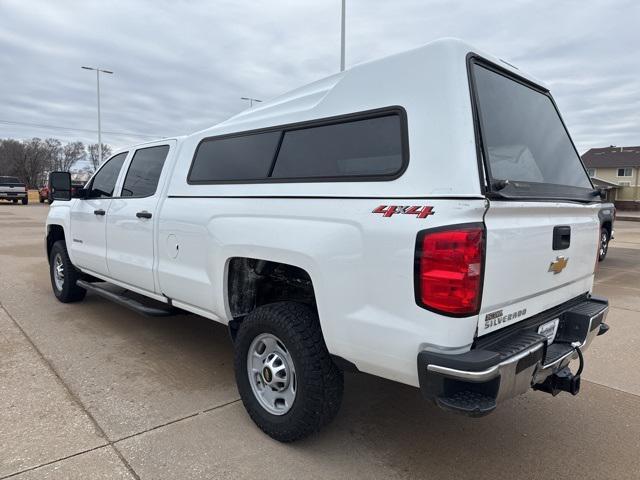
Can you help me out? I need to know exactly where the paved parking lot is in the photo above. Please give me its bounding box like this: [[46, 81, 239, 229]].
[[1, 203, 639, 479]]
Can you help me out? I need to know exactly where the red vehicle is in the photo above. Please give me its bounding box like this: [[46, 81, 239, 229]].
[[39, 185, 50, 203], [39, 181, 85, 203]]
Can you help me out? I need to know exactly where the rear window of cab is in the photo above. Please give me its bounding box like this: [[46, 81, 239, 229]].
[[187, 108, 408, 184], [0, 177, 21, 183]]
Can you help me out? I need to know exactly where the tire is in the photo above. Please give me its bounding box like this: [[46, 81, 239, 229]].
[[22, 196, 28, 205], [12, 199, 18, 204], [39, 196, 45, 203], [49, 240, 86, 302], [234, 302, 343, 442], [598, 228, 609, 261]]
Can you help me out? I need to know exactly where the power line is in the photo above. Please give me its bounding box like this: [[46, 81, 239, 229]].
[[0, 119, 164, 139]]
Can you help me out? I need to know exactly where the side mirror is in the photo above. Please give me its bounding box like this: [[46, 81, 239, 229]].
[[49, 172, 72, 201]]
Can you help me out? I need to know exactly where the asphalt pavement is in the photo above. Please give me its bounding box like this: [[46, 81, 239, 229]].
[[1, 203, 639, 479]]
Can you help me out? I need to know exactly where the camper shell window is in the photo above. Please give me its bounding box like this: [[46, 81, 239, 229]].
[[469, 58, 594, 201], [187, 107, 408, 184]]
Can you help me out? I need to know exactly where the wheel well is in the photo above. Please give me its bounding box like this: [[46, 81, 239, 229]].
[[227, 258, 316, 340], [46, 225, 65, 260]]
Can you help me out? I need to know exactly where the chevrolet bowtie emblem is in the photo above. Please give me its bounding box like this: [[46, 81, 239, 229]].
[[548, 256, 569, 274]]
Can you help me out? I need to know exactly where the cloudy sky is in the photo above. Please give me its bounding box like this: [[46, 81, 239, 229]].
[[1, 0, 638, 155]]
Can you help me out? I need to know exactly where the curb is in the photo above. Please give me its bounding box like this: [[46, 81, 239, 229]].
[[617, 216, 640, 222]]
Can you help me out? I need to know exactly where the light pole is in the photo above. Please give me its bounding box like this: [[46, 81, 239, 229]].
[[340, 0, 346, 72], [82, 66, 113, 164], [241, 97, 262, 108]]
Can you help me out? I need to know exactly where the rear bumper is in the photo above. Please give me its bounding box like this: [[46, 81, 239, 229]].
[[0, 192, 27, 199], [417, 295, 609, 416]]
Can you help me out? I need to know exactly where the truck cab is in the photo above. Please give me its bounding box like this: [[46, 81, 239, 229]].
[[45, 38, 609, 442]]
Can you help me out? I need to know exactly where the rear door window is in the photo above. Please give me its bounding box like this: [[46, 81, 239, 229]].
[[472, 62, 592, 199], [88, 152, 127, 198], [121, 145, 170, 197]]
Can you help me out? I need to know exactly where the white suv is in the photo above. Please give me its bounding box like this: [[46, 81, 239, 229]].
[[46, 38, 609, 442]]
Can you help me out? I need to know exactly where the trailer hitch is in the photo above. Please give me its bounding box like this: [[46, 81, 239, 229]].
[[533, 343, 583, 397]]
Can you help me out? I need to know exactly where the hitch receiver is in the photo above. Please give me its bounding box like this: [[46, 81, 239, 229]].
[[533, 366, 581, 396]]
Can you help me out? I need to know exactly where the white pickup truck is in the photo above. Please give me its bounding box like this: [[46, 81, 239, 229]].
[[46, 39, 609, 442], [0, 176, 28, 204]]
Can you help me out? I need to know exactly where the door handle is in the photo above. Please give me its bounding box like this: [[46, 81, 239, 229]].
[[94, 209, 106, 216], [136, 211, 152, 219]]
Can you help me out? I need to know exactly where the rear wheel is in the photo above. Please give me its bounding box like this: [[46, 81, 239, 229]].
[[234, 302, 343, 442], [598, 228, 610, 261], [22, 196, 28, 205], [39, 196, 45, 203], [12, 199, 18, 204], [49, 240, 86, 302]]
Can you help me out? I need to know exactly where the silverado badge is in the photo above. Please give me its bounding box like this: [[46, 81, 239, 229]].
[[548, 256, 569, 274]]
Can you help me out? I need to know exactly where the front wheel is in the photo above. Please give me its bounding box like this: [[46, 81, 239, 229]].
[[234, 302, 343, 442], [598, 228, 610, 261], [49, 240, 86, 302], [22, 197, 28, 205]]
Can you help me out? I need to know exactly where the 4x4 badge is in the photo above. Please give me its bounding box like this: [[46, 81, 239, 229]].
[[548, 256, 569, 274], [372, 205, 434, 218]]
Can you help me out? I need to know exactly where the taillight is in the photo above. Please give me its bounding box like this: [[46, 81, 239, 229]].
[[415, 224, 485, 316]]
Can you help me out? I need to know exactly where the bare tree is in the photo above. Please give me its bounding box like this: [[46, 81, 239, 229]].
[[61, 141, 85, 171], [0, 139, 25, 176], [0, 137, 101, 187], [16, 138, 51, 188], [87, 143, 112, 171], [44, 138, 63, 171]]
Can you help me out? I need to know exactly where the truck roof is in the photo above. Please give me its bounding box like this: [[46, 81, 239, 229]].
[[110, 136, 184, 157], [197, 38, 546, 138], [164, 38, 552, 198]]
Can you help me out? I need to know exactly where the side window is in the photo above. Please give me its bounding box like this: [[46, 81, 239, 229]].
[[187, 109, 407, 184], [121, 145, 170, 197], [88, 152, 127, 198], [271, 115, 404, 179], [189, 132, 281, 182]]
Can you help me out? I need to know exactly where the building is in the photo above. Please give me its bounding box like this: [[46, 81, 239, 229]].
[[582, 146, 640, 210]]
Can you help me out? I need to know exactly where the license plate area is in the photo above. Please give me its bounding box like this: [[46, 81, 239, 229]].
[[538, 318, 560, 345]]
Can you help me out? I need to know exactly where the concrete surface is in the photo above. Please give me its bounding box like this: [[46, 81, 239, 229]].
[[1, 203, 639, 479], [616, 211, 640, 222], [10, 447, 135, 480], [0, 308, 105, 477]]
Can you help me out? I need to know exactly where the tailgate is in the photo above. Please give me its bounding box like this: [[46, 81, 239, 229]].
[[479, 201, 600, 336], [0, 183, 26, 194]]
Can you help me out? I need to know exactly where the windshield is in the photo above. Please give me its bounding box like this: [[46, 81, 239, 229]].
[[472, 62, 593, 199]]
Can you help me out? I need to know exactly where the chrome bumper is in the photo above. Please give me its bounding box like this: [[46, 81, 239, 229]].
[[418, 297, 609, 415], [0, 192, 27, 198]]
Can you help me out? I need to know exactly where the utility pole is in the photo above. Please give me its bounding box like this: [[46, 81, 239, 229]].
[[241, 97, 262, 108], [340, 0, 346, 71], [81, 66, 113, 164]]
